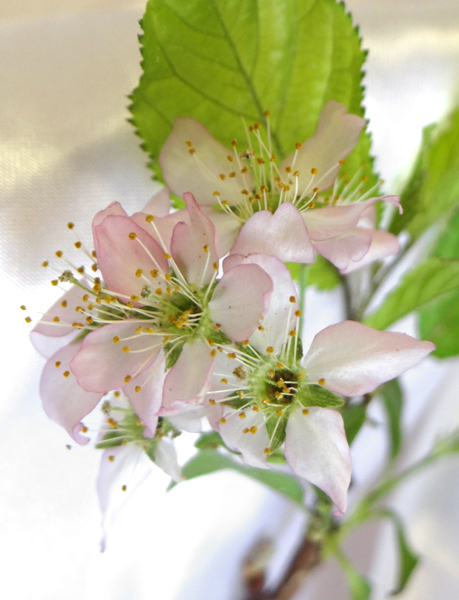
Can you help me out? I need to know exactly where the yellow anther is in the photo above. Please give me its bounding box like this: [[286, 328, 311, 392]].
[[51, 280, 58, 286], [203, 244, 209, 253], [266, 346, 274, 354], [229, 171, 236, 177], [293, 171, 300, 177], [221, 200, 229, 206], [60, 300, 67, 308], [285, 166, 292, 173], [150, 269, 158, 278], [135, 386, 142, 393], [318, 378, 326, 386], [338, 159, 346, 165], [55, 251, 63, 258], [275, 392, 283, 400], [63, 371, 70, 378], [219, 174, 226, 180], [289, 296, 296, 303], [164, 253, 171, 259], [53, 316, 60, 323], [213, 191, 220, 196], [78, 267, 86, 275], [122, 485, 127, 492], [311, 168, 318, 175], [67, 222, 74, 229], [210, 349, 217, 357], [268, 370, 275, 377], [135, 269, 143, 278], [85, 316, 93, 324], [113, 391, 121, 398], [256, 158, 265, 165], [163, 336, 171, 344], [295, 309, 302, 317], [42, 261, 49, 267], [135, 326, 143, 333], [20, 305, 26, 310], [289, 330, 296, 337], [112, 336, 120, 344], [108, 455, 115, 462], [249, 426, 257, 434], [91, 263, 98, 272], [129, 232, 137, 240], [264, 109, 271, 117], [122, 346, 130, 353], [145, 327, 154, 333], [213, 262, 218, 271], [185, 140, 192, 147], [307, 202, 315, 209], [219, 417, 227, 424], [209, 399, 216, 406], [239, 412, 246, 419], [130, 295, 140, 302], [92, 251, 97, 259], [276, 362, 285, 369], [252, 406, 260, 412], [276, 409, 284, 416], [241, 166, 248, 174], [145, 214, 154, 223], [258, 325, 265, 331], [243, 428, 249, 434], [231, 139, 237, 146], [124, 375, 132, 383], [262, 398, 269, 405], [228, 352, 236, 359], [295, 142, 302, 150], [126, 302, 134, 308], [303, 409, 309, 415], [227, 155, 234, 162], [220, 378, 228, 384], [66, 445, 71, 450], [155, 288, 162, 296], [188, 148, 196, 154], [81, 426, 88, 433], [55, 361, 61, 367], [312, 187, 319, 194], [253, 122, 261, 130], [263, 448, 271, 455], [241, 189, 249, 195], [237, 391, 244, 399]]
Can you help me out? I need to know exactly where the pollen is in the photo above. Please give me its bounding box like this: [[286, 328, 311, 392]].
[[303, 409, 309, 415], [150, 269, 158, 278], [249, 426, 257, 434], [289, 330, 296, 337], [268, 369, 275, 377], [124, 375, 132, 383], [227, 155, 234, 162], [63, 371, 70, 378], [264, 109, 271, 117], [213, 262, 218, 271], [67, 222, 75, 229], [210, 349, 217, 357], [276, 362, 285, 369], [219, 174, 226, 180], [276, 409, 284, 416], [289, 296, 296, 303], [295, 142, 302, 150], [285, 166, 292, 173], [241, 189, 249, 195], [213, 191, 220, 196], [185, 141, 192, 147], [252, 406, 260, 412], [131, 295, 140, 302], [122, 485, 127, 492], [145, 214, 154, 223], [60, 300, 67, 308], [241, 166, 249, 174], [135, 269, 143, 278], [164, 253, 171, 259], [155, 288, 162, 296], [55, 251, 63, 258], [231, 139, 237, 147], [85, 316, 93, 324], [311, 167, 318, 175], [338, 159, 346, 165], [220, 378, 228, 384], [55, 361, 61, 367], [318, 378, 326, 386], [53, 316, 60, 322], [203, 244, 209, 253], [237, 391, 244, 399], [122, 346, 130, 353], [258, 325, 264, 331], [91, 263, 98, 272], [135, 386, 142, 393], [219, 417, 227, 424], [295, 309, 302, 317], [128, 232, 137, 240], [243, 428, 249, 434], [24, 316, 32, 323], [42, 261, 49, 267], [266, 346, 274, 354], [256, 158, 265, 165], [263, 448, 271, 455], [188, 148, 196, 154], [239, 412, 246, 419], [229, 171, 236, 177], [208, 399, 216, 406], [66, 445, 71, 450], [108, 456, 115, 462], [228, 353, 236, 359], [51, 280, 58, 286]]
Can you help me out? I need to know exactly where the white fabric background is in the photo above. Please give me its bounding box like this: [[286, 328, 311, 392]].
[[1, 1, 459, 599]]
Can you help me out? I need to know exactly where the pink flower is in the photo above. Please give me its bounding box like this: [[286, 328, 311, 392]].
[[201, 254, 435, 514], [158, 100, 400, 269]]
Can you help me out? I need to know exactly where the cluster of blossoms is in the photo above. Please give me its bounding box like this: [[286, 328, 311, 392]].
[[28, 101, 434, 526]]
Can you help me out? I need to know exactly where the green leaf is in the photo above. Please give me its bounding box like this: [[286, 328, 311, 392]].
[[370, 509, 420, 595], [194, 431, 226, 450], [265, 414, 288, 453], [342, 404, 366, 445], [298, 384, 344, 408], [130, 0, 377, 192], [164, 339, 185, 369], [335, 547, 372, 600], [379, 379, 403, 462], [364, 257, 459, 330], [418, 287, 459, 358], [174, 449, 305, 506], [307, 254, 341, 290], [391, 105, 459, 239]]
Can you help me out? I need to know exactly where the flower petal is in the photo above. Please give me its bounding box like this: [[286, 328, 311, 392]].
[[280, 101, 366, 195], [159, 117, 252, 206], [153, 438, 182, 482], [40, 341, 103, 444], [162, 340, 215, 410], [230, 203, 315, 263], [170, 192, 219, 286], [95, 215, 168, 300], [122, 351, 166, 432], [70, 320, 164, 393], [284, 406, 351, 514], [340, 229, 400, 274], [218, 409, 269, 469], [131, 209, 189, 253], [302, 321, 436, 396], [209, 263, 273, 342], [92, 202, 128, 257], [200, 205, 241, 256], [313, 230, 372, 270], [140, 187, 172, 217], [303, 195, 401, 241]]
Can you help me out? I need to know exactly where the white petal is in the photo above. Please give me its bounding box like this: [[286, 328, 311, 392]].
[[218, 409, 269, 469], [153, 438, 182, 482]]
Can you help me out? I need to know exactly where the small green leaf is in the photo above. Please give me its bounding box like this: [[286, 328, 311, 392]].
[[342, 404, 366, 445], [364, 258, 459, 331], [194, 431, 226, 450], [298, 384, 344, 408], [335, 547, 372, 600], [130, 0, 377, 192], [307, 255, 340, 290], [175, 449, 305, 506], [370, 509, 420, 595], [164, 340, 185, 369], [379, 379, 403, 462], [265, 415, 288, 453]]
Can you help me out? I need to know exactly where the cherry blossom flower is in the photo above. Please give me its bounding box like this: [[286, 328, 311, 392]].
[[158, 100, 401, 269], [202, 254, 435, 513]]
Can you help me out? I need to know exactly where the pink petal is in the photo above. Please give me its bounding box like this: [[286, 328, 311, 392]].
[[209, 263, 273, 342], [168, 406, 209, 433], [70, 320, 164, 393], [303, 195, 401, 241], [140, 187, 172, 217], [95, 215, 168, 301], [340, 229, 400, 274], [302, 321, 436, 396], [230, 203, 315, 263], [97, 444, 153, 552], [224, 254, 299, 354], [40, 341, 103, 444], [280, 101, 366, 195], [131, 209, 189, 253], [159, 117, 252, 206], [92, 202, 128, 258], [200, 205, 241, 256], [170, 192, 219, 286], [284, 406, 351, 514], [122, 351, 166, 432], [313, 230, 372, 270], [162, 340, 215, 410], [218, 409, 269, 469]]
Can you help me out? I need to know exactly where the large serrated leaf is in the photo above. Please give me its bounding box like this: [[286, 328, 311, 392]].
[[173, 449, 305, 506], [130, 0, 377, 192], [364, 257, 459, 331]]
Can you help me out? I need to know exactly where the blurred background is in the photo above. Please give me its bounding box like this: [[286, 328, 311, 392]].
[[1, 1, 459, 598]]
